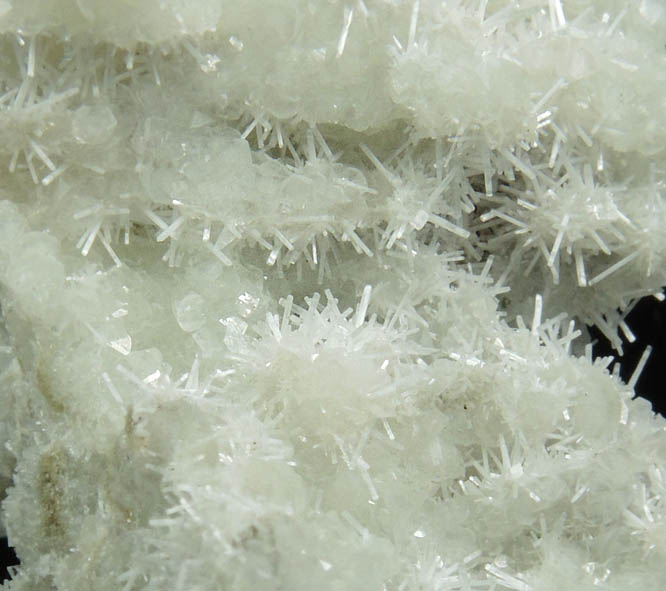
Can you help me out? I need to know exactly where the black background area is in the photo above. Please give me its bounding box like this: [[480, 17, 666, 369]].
[[0, 537, 17, 583], [589, 294, 666, 418]]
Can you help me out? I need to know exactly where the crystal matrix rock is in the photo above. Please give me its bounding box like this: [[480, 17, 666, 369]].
[[0, 1, 665, 590]]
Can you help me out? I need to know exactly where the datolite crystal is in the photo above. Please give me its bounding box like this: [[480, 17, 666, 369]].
[[0, 1, 665, 590]]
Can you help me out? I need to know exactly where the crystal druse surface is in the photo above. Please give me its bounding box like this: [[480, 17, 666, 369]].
[[0, 1, 665, 590]]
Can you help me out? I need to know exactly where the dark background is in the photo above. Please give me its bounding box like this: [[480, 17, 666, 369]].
[[1, 297, 664, 581], [589, 294, 666, 418]]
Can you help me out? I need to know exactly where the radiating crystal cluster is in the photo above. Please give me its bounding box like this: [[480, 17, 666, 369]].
[[0, 1, 665, 589]]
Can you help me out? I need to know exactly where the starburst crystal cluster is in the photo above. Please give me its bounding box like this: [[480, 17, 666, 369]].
[[0, 1, 666, 589]]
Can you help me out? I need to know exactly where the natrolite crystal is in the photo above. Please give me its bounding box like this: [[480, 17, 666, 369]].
[[0, 1, 665, 590]]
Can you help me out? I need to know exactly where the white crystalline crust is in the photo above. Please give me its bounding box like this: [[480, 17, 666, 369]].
[[0, 0, 665, 589]]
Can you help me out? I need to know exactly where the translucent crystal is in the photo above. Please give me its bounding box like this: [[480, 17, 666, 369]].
[[71, 105, 117, 145], [173, 292, 207, 332]]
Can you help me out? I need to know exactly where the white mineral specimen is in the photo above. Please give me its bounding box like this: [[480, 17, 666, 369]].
[[0, 1, 665, 590]]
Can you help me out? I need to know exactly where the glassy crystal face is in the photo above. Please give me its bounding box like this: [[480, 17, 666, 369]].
[[0, 1, 665, 590]]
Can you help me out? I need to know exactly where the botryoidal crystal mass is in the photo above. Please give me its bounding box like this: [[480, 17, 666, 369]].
[[0, 1, 665, 590]]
